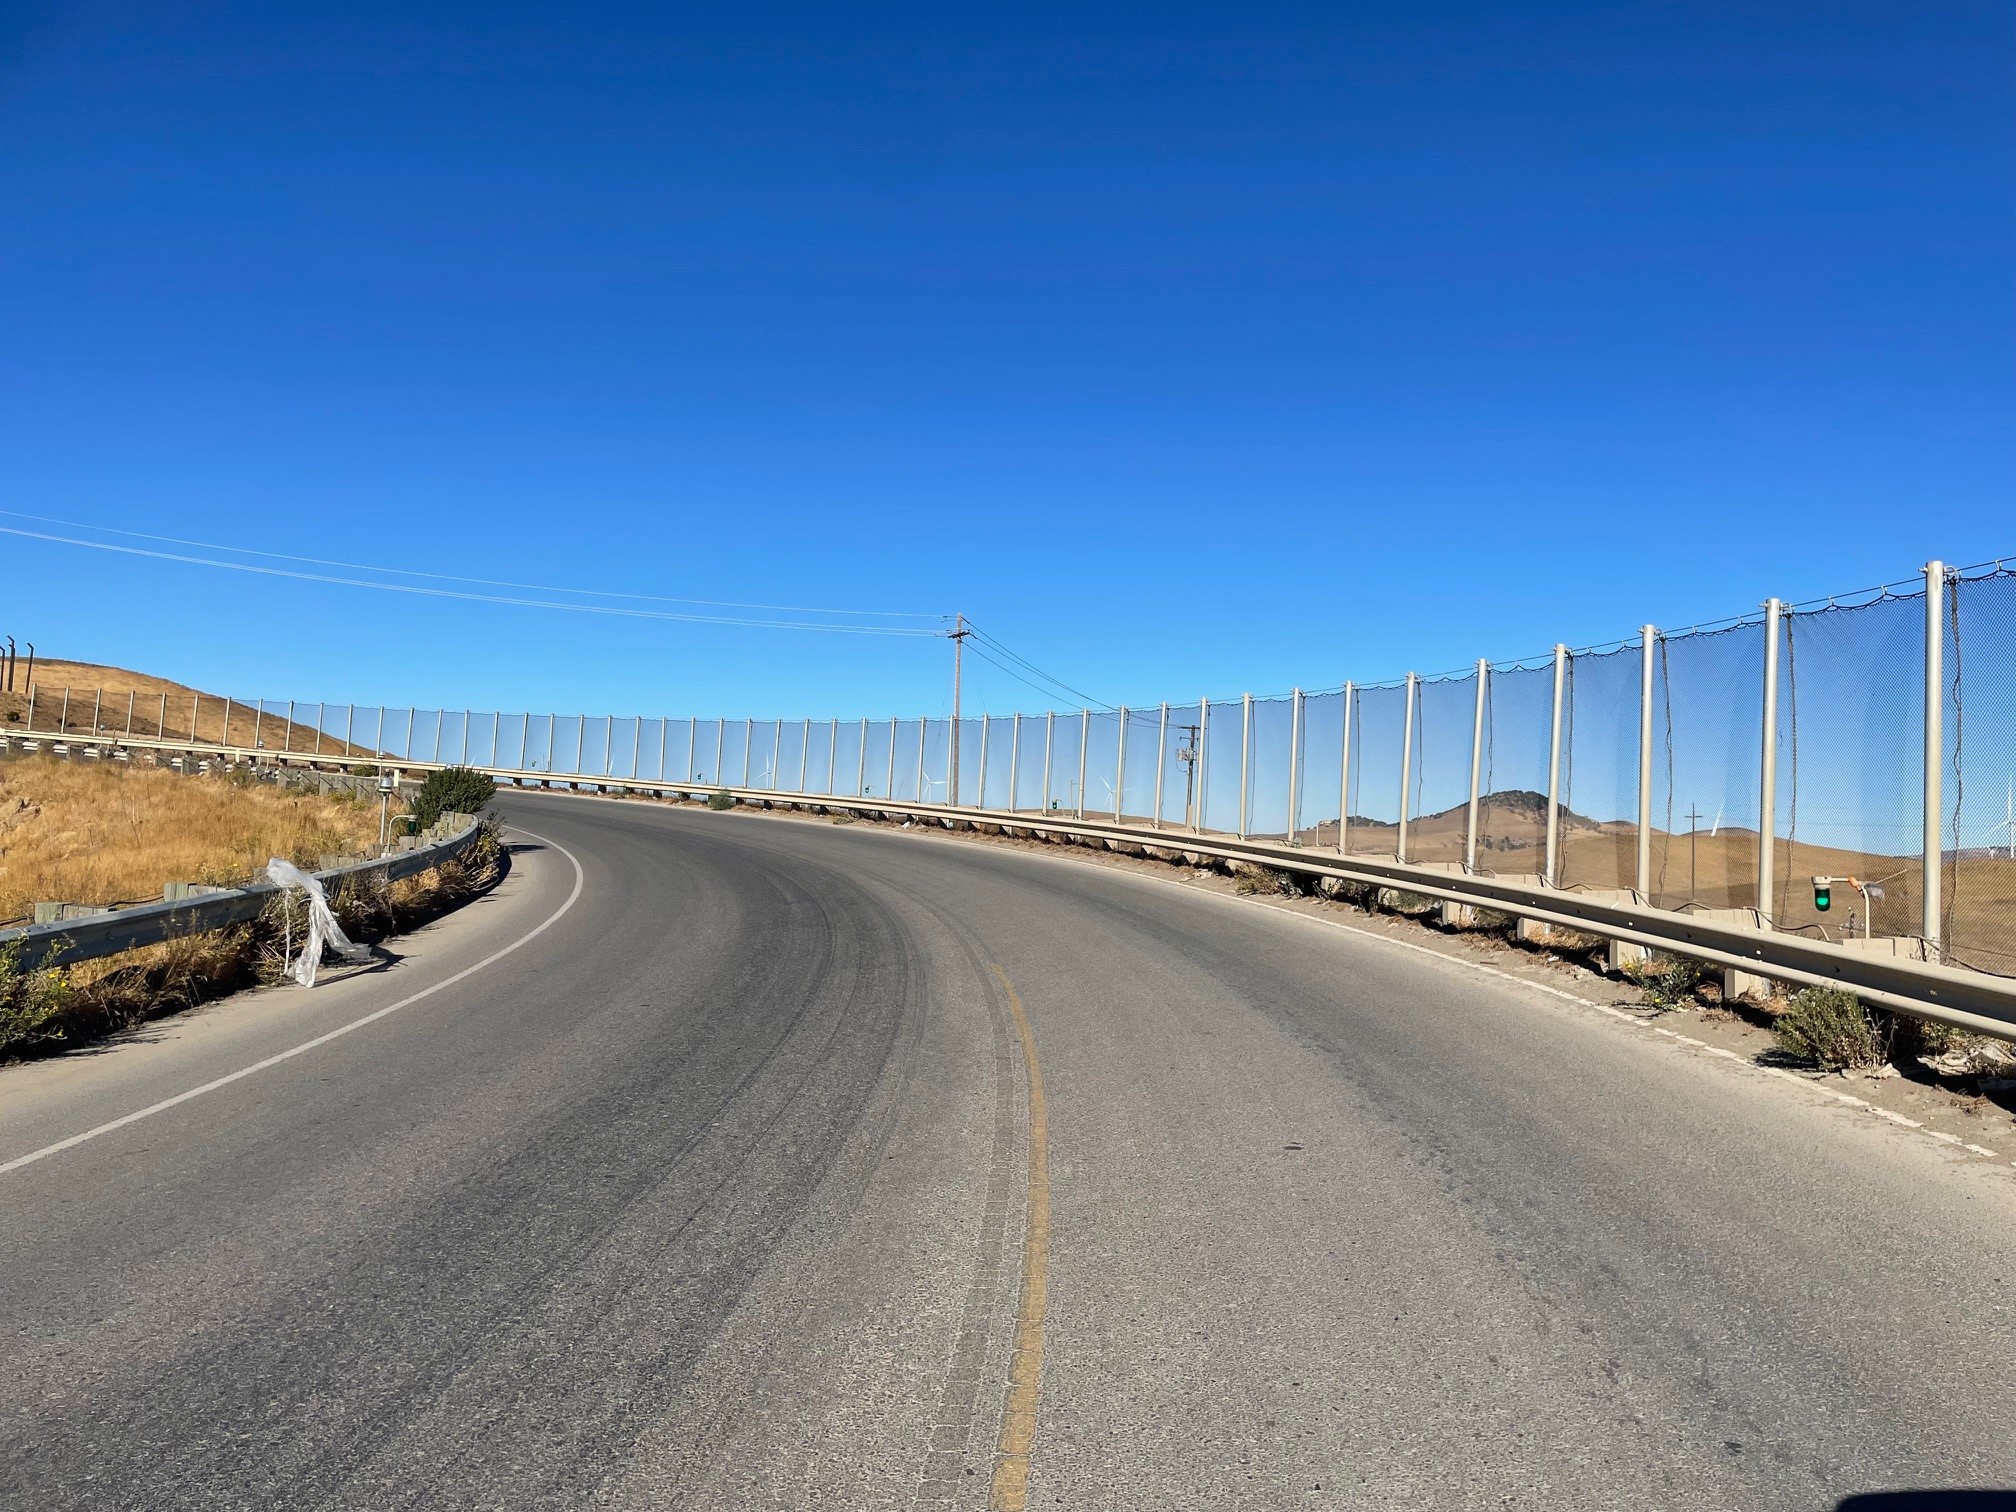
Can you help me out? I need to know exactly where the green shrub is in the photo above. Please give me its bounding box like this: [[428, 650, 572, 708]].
[[412, 766, 497, 829], [1233, 864, 1292, 896], [1773, 986, 1887, 1070], [0, 938, 74, 1057], [1625, 953, 1704, 1012], [707, 788, 736, 811]]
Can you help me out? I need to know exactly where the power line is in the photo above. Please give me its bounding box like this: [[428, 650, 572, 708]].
[[0, 526, 942, 635], [0, 508, 947, 621], [965, 623, 1113, 709]]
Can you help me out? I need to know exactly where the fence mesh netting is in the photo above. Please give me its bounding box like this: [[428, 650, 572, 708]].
[[31, 566, 2014, 978]]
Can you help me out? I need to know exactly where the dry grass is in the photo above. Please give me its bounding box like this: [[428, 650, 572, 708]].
[[0, 657, 364, 754], [0, 754, 383, 925]]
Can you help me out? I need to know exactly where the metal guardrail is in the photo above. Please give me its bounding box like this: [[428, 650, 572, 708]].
[[0, 817, 482, 971], [12, 726, 2016, 1041]]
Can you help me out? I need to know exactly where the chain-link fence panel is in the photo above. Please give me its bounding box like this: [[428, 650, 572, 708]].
[[1006, 714, 1043, 811], [914, 718, 946, 804], [1411, 672, 1478, 868], [1294, 690, 1344, 847], [1081, 711, 1120, 819], [1650, 624, 1765, 912], [974, 716, 1009, 808], [1239, 696, 1291, 841], [1475, 664, 1552, 878], [1558, 647, 1637, 894], [1042, 712, 1082, 814], [1118, 707, 1162, 824], [1775, 595, 1925, 941], [830, 719, 862, 797], [1198, 699, 1246, 836], [1951, 570, 2016, 975], [1346, 683, 1406, 857]]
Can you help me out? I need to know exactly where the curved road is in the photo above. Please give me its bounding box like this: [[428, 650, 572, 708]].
[[2, 791, 2014, 1510]]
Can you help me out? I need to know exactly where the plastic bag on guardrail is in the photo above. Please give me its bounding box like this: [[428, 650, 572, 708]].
[[264, 858, 371, 987]]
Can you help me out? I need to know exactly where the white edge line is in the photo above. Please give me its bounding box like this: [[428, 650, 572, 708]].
[[0, 827, 585, 1179]]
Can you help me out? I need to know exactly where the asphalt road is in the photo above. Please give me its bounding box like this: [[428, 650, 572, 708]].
[[2, 791, 2014, 1511]]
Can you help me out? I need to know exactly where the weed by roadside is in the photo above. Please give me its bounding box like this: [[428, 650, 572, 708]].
[[1772, 986, 1887, 1071], [1623, 953, 1705, 1012]]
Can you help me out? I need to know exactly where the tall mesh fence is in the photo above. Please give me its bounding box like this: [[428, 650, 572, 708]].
[[1950, 572, 2016, 974], [1475, 664, 1553, 878], [1558, 647, 1639, 894], [1347, 683, 1406, 857], [1411, 672, 1478, 867], [1084, 712, 1122, 819], [1247, 696, 1294, 841]]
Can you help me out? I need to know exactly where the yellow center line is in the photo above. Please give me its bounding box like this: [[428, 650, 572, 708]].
[[988, 962, 1051, 1512]]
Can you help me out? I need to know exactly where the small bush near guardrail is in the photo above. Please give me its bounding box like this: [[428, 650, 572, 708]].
[[1624, 954, 1706, 1012], [413, 766, 497, 830], [708, 788, 736, 811], [1772, 986, 1886, 1070], [0, 937, 74, 1051]]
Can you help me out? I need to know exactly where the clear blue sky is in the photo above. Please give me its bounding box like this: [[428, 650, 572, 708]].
[[1, 1, 2009, 720]]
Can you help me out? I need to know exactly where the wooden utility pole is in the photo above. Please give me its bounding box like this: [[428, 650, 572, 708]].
[[949, 613, 969, 805]]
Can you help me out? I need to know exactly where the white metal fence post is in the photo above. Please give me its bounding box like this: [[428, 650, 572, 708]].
[[856, 718, 868, 796], [1923, 563, 1945, 956], [249, 699, 260, 751], [977, 716, 990, 807], [465, 711, 475, 766], [1545, 647, 1567, 887], [1009, 714, 1022, 811], [1466, 661, 1488, 873], [770, 721, 783, 791], [283, 700, 294, 753], [1195, 698, 1209, 833], [314, 701, 323, 755], [1397, 674, 1417, 864], [886, 717, 898, 797], [1114, 707, 1128, 822], [1238, 693, 1252, 840], [1076, 709, 1089, 819], [519, 715, 530, 771], [685, 720, 696, 783], [825, 720, 838, 795], [126, 690, 137, 741], [1637, 626, 1656, 898], [1759, 601, 1783, 922], [1338, 682, 1354, 855], [631, 716, 642, 779], [1287, 689, 1303, 845], [742, 718, 753, 786], [915, 718, 927, 799]]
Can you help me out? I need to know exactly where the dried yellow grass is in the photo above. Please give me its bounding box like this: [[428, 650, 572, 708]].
[[0, 657, 364, 754], [0, 755, 382, 925]]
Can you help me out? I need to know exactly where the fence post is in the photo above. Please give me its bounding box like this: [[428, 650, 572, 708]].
[[1076, 709, 1089, 819], [194, 694, 205, 747], [1153, 703, 1168, 830], [284, 700, 294, 754], [58, 687, 71, 735], [1287, 690, 1303, 845], [1042, 712, 1055, 813], [1114, 707, 1128, 822], [977, 716, 990, 808], [465, 711, 475, 767], [769, 720, 782, 790], [518, 711, 531, 772], [437, 712, 449, 766], [1196, 698, 1210, 833], [1923, 562, 1946, 957], [1758, 601, 1783, 922], [741, 718, 752, 786], [1545, 646, 1567, 887], [1338, 683, 1355, 854], [1637, 626, 1656, 898], [313, 701, 322, 755], [1466, 660, 1488, 873], [376, 708, 387, 758], [825, 720, 838, 795], [191, 693, 201, 745], [887, 717, 898, 798], [1009, 714, 1022, 811], [1397, 674, 1417, 864], [1238, 693, 1252, 840], [404, 707, 415, 762], [92, 687, 104, 736], [915, 718, 926, 799], [24, 685, 35, 733], [684, 720, 696, 783], [856, 718, 868, 797]]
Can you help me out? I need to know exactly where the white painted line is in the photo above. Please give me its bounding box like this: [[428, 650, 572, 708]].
[[0, 828, 585, 1179]]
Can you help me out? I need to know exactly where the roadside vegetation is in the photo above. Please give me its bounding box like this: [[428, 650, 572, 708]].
[[0, 755, 504, 1061]]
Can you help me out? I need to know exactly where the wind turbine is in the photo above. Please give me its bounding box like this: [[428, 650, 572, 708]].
[[1990, 778, 2016, 862]]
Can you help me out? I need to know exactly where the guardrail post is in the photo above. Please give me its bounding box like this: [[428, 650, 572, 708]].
[[1637, 626, 1656, 898], [1185, 701, 1201, 834], [1238, 693, 1252, 840], [1924, 562, 1946, 957], [1466, 661, 1487, 873], [1076, 709, 1089, 819], [1287, 690, 1303, 845], [1153, 703, 1168, 830], [1545, 646, 1566, 887], [1114, 707, 1128, 822], [1043, 711, 1055, 813], [1009, 714, 1022, 811], [1397, 674, 1417, 864], [1759, 600, 1783, 921]]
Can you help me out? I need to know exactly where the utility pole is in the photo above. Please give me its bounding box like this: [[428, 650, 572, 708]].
[[948, 613, 970, 807], [1684, 803, 1704, 904]]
